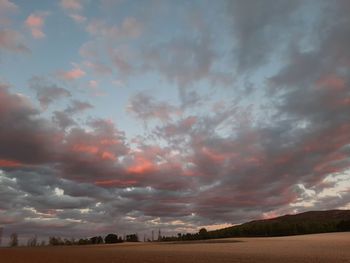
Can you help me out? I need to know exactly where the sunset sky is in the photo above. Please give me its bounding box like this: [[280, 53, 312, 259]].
[[1, 0, 350, 243]]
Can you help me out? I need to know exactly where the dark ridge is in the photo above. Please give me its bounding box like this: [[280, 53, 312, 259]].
[[161, 210, 350, 242], [208, 210, 350, 238]]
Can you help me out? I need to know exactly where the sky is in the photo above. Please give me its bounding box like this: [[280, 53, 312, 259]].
[[0, 0, 350, 244]]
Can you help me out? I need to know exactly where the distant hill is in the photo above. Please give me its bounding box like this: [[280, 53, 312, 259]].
[[208, 210, 350, 238], [161, 210, 350, 242]]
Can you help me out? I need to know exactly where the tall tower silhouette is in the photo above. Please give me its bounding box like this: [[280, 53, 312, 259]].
[[0, 227, 2, 246], [158, 229, 161, 241]]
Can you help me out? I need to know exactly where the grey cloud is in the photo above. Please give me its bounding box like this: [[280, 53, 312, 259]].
[[52, 100, 93, 129], [0, 85, 60, 164], [127, 92, 178, 122], [65, 100, 93, 114], [0, 29, 30, 55], [1, 0, 350, 242], [227, 0, 301, 72], [29, 76, 71, 109], [52, 111, 76, 129]]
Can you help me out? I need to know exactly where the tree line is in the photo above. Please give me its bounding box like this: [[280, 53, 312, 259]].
[[6, 211, 350, 246], [160, 219, 350, 241], [7, 233, 139, 247]]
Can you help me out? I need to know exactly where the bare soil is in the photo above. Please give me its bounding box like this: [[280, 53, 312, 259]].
[[1, 232, 350, 263]]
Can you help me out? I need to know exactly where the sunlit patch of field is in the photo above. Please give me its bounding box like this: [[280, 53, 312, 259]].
[[1, 232, 349, 263]]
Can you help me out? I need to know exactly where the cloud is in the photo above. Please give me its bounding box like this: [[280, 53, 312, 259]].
[[0, 159, 22, 168], [25, 12, 49, 39], [0, 84, 60, 165], [29, 76, 71, 109], [86, 17, 142, 40], [52, 100, 93, 129], [58, 119, 129, 182], [88, 80, 98, 89], [0, 0, 17, 13], [143, 36, 216, 87], [52, 111, 76, 130], [140, 36, 233, 106], [0, 0, 18, 25], [0, 29, 30, 54], [69, 13, 87, 23], [85, 61, 112, 75], [226, 0, 300, 72], [127, 92, 179, 122], [60, 0, 83, 11], [58, 66, 86, 80], [2, 0, 350, 241], [60, 0, 87, 24], [65, 99, 93, 114]]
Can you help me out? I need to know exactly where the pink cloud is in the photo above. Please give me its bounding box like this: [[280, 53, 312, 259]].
[[60, 0, 82, 11], [101, 151, 116, 161], [127, 156, 156, 174], [88, 80, 98, 89], [71, 144, 116, 161], [59, 67, 86, 80], [25, 13, 48, 39]]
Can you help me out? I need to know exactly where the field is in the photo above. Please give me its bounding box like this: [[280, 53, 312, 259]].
[[1, 232, 350, 263]]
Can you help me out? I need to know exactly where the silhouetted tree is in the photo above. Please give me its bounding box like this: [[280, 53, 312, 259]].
[[0, 227, 3, 246], [199, 228, 208, 239], [78, 238, 91, 245], [63, 238, 73, 246], [126, 234, 139, 242], [105, 233, 122, 244], [9, 233, 18, 247], [90, 236, 104, 244], [338, 220, 350, 231], [49, 236, 63, 246], [27, 235, 37, 247]]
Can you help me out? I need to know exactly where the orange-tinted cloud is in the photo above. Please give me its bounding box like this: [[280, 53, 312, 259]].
[[0, 159, 22, 167], [127, 156, 156, 174], [101, 151, 115, 161]]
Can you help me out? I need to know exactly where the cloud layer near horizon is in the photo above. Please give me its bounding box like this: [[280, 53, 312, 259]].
[[0, 0, 350, 243]]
